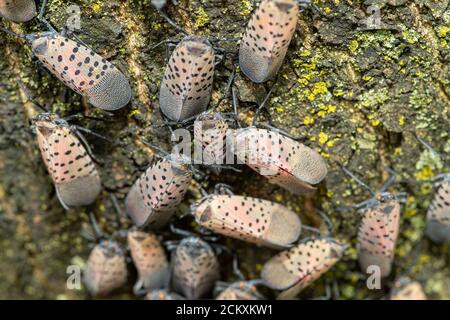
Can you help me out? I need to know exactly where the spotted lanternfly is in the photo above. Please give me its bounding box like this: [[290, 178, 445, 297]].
[[171, 237, 220, 299], [357, 200, 400, 278], [125, 156, 192, 228], [261, 237, 346, 299], [6, 31, 131, 110], [233, 128, 328, 195], [33, 113, 101, 209], [390, 277, 427, 300], [239, 0, 299, 83], [145, 289, 185, 300], [128, 230, 170, 293], [83, 240, 128, 297], [0, 0, 36, 22], [193, 112, 229, 170], [192, 195, 301, 248], [425, 176, 450, 245], [159, 35, 215, 122], [216, 281, 264, 300]]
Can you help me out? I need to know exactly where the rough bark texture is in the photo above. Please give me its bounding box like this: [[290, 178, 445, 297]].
[[0, 0, 449, 299]]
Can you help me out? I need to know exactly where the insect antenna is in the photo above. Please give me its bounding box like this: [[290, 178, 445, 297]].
[[149, 39, 181, 52], [17, 81, 49, 112], [214, 183, 234, 196], [157, 10, 188, 35], [170, 223, 196, 238], [340, 166, 377, 199], [415, 134, 449, 168]]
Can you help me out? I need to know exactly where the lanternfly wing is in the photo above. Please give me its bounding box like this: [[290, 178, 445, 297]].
[[172, 237, 220, 299], [31, 34, 131, 110], [126, 158, 192, 228], [234, 128, 327, 195], [138, 159, 192, 212], [261, 238, 346, 299], [159, 36, 215, 122], [193, 195, 301, 248], [128, 231, 169, 291], [427, 181, 450, 224], [83, 240, 128, 297], [239, 0, 299, 83], [35, 119, 98, 185], [426, 180, 450, 244], [357, 200, 401, 277], [0, 0, 36, 22]]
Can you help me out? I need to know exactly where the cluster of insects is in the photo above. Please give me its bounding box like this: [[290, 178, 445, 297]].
[[1, 0, 448, 300]]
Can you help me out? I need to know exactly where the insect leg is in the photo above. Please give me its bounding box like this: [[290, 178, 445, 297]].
[[314, 208, 334, 236], [251, 85, 275, 127], [311, 279, 331, 300], [38, 0, 48, 21], [164, 240, 180, 252], [340, 166, 377, 198], [73, 129, 103, 165], [157, 10, 188, 35], [74, 125, 111, 142], [88, 212, 104, 239], [232, 254, 245, 281], [214, 183, 234, 196], [132, 278, 146, 296], [213, 67, 236, 111], [302, 225, 322, 235], [231, 86, 242, 128]]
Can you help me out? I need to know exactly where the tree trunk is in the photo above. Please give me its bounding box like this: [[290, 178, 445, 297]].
[[0, 0, 448, 299]]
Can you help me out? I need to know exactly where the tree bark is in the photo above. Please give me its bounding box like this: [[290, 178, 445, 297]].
[[0, 0, 448, 299]]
